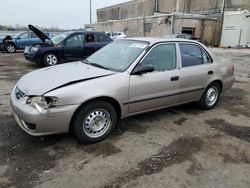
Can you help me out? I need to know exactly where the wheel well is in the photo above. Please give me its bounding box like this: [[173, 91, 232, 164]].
[[5, 42, 16, 47], [68, 97, 121, 133], [43, 51, 60, 61], [211, 80, 223, 91]]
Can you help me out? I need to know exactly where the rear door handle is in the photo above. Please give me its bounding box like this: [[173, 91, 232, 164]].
[[171, 76, 179, 81], [208, 70, 214, 75]]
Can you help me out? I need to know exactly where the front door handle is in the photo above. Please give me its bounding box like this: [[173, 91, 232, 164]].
[[171, 76, 179, 81], [208, 70, 214, 75]]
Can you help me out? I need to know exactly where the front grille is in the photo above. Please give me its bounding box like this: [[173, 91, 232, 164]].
[[14, 87, 25, 100]]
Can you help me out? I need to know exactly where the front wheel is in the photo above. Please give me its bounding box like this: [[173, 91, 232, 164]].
[[43, 53, 58, 66], [197, 82, 221, 110], [73, 100, 117, 144], [5, 43, 16, 53]]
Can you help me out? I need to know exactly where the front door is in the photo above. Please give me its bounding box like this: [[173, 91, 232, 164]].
[[128, 43, 180, 114], [16, 32, 32, 48], [63, 33, 84, 61]]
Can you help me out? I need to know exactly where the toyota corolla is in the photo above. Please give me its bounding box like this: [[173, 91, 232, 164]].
[[10, 38, 235, 143]]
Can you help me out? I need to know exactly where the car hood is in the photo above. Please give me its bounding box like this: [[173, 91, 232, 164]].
[[28, 24, 52, 44], [17, 61, 115, 95]]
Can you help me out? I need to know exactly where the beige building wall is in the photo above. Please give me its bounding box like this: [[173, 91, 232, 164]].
[[96, 0, 250, 22], [86, 14, 219, 45]]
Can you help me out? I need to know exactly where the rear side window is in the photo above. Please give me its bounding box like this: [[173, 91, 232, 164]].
[[141, 44, 176, 72], [179, 44, 203, 67], [94, 33, 109, 42], [85, 34, 95, 43]]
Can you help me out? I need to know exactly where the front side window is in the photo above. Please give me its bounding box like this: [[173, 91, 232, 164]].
[[19, 32, 30, 39], [65, 34, 83, 46], [140, 44, 176, 72], [51, 32, 72, 45], [31, 32, 38, 38]]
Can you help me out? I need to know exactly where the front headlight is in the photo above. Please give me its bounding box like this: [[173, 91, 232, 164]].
[[27, 96, 56, 114], [30, 46, 39, 52]]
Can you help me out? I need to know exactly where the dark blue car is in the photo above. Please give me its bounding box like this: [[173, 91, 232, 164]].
[[0, 30, 53, 53], [24, 25, 113, 66]]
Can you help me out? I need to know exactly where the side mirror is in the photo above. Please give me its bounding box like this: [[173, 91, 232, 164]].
[[132, 64, 154, 75], [45, 39, 52, 45], [16, 37, 21, 40]]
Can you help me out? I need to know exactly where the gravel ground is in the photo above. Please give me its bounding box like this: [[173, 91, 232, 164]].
[[0, 48, 250, 188]]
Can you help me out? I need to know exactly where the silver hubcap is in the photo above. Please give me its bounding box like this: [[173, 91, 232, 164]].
[[206, 86, 218, 106], [83, 109, 111, 138], [46, 54, 57, 65], [7, 45, 15, 53]]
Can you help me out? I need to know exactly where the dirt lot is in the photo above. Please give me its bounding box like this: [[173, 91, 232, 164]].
[[0, 49, 250, 188]]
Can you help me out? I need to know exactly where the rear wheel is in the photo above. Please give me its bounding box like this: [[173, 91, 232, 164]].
[[73, 100, 117, 144], [43, 53, 58, 66], [197, 82, 221, 110], [6, 43, 16, 53]]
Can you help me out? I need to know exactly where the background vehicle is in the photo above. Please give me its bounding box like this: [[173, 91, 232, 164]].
[[11, 38, 235, 144], [25, 25, 113, 66], [0, 31, 54, 53], [106, 32, 127, 40], [164, 33, 201, 42]]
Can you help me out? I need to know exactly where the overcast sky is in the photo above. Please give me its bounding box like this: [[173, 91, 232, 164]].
[[0, 0, 130, 29]]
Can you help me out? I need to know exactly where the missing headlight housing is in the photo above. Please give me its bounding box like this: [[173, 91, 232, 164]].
[[27, 96, 57, 114]]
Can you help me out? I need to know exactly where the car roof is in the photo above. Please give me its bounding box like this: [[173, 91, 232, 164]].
[[64, 31, 106, 35], [119, 37, 199, 45]]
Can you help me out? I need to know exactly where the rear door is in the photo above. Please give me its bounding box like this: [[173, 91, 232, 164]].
[[128, 43, 181, 114], [63, 33, 84, 61], [178, 42, 214, 103]]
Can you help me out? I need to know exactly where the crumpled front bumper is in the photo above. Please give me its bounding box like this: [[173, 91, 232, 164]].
[[10, 88, 79, 136]]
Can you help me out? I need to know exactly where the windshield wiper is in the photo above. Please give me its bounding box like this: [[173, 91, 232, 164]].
[[82, 59, 90, 65], [82, 59, 110, 70], [89, 63, 110, 70]]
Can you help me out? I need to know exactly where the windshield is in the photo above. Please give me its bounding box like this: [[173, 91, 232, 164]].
[[51, 32, 72, 45], [86, 40, 149, 72]]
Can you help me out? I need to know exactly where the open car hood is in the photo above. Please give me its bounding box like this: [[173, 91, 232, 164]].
[[28, 24, 53, 44]]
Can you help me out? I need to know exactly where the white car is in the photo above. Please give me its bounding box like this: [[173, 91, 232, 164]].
[[106, 32, 127, 40]]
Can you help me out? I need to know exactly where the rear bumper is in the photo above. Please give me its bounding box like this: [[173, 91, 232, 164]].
[[223, 76, 235, 92]]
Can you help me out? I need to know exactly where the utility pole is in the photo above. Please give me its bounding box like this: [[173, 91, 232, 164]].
[[218, 0, 226, 46], [90, 0, 92, 24]]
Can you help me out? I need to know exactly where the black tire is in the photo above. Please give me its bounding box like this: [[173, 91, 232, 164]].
[[5, 43, 16, 53], [197, 82, 221, 110], [73, 100, 117, 144], [43, 53, 58, 66]]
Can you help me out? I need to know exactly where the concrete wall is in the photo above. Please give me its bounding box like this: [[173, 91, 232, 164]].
[[97, 0, 155, 22], [97, 0, 250, 22], [86, 14, 219, 45]]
